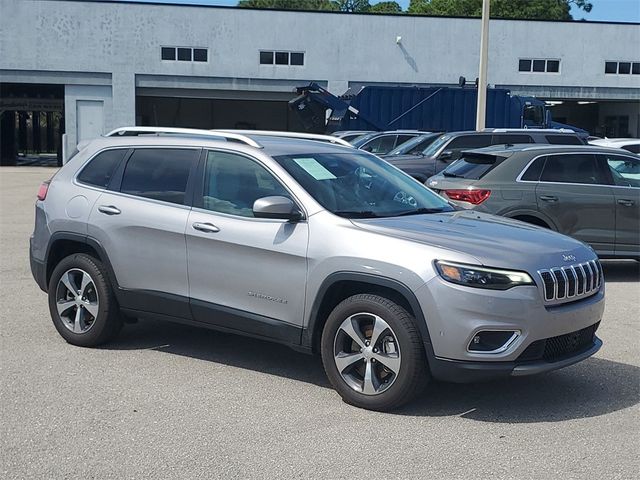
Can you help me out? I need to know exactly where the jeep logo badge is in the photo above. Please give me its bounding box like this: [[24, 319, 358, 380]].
[[562, 254, 577, 262]]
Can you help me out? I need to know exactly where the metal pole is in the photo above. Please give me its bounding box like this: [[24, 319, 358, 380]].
[[476, 0, 490, 131]]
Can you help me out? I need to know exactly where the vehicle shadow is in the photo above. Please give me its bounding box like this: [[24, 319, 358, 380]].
[[107, 318, 640, 423], [601, 259, 640, 282]]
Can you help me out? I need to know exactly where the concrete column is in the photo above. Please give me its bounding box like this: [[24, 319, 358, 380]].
[[111, 72, 136, 129]]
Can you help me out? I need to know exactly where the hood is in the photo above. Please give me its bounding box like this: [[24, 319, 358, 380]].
[[352, 211, 595, 271]]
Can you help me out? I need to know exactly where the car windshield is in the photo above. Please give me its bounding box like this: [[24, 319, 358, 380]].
[[421, 134, 451, 157], [387, 134, 438, 156], [273, 151, 453, 218]]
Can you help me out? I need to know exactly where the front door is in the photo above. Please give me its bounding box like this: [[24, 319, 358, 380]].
[[600, 153, 640, 257], [535, 153, 616, 255], [185, 149, 308, 342]]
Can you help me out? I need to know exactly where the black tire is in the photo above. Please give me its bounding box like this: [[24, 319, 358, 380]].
[[321, 294, 429, 411], [48, 253, 122, 347]]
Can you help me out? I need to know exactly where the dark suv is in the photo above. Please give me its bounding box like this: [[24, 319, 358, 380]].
[[386, 129, 585, 182], [427, 144, 640, 259]]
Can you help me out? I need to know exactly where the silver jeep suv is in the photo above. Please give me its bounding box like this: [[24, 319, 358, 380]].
[[30, 127, 605, 411]]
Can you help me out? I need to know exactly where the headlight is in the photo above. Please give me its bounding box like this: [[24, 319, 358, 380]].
[[435, 260, 534, 290]]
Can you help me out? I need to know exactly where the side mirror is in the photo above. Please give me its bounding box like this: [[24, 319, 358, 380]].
[[253, 196, 303, 222], [439, 150, 453, 161]]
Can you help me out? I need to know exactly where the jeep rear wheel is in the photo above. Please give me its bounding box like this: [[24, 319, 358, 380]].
[[321, 294, 429, 411], [48, 254, 122, 347]]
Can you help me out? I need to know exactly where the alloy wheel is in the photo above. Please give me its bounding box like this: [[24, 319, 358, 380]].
[[55, 268, 99, 334], [333, 312, 401, 395]]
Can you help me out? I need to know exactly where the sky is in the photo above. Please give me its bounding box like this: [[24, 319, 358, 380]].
[[101, 0, 640, 23]]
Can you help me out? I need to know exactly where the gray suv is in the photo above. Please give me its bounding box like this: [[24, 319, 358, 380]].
[[427, 144, 640, 260], [387, 128, 585, 182], [31, 127, 605, 411]]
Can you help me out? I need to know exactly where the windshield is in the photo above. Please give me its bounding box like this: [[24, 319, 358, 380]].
[[421, 134, 451, 157], [387, 134, 439, 156], [273, 152, 453, 218], [442, 154, 499, 180]]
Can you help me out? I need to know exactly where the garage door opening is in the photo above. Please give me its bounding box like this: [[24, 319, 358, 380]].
[[136, 96, 305, 132], [1, 83, 64, 166]]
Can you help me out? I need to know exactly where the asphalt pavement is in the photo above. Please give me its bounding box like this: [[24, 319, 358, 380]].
[[1, 167, 638, 479]]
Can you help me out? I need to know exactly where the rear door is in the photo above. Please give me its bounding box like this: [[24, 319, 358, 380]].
[[535, 153, 615, 254], [599, 153, 640, 257], [88, 147, 200, 315]]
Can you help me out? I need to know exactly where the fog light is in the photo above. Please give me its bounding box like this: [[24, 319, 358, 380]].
[[468, 330, 519, 353]]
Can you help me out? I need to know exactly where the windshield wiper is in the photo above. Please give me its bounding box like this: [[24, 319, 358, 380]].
[[334, 210, 380, 218], [442, 171, 462, 178], [395, 207, 448, 217]]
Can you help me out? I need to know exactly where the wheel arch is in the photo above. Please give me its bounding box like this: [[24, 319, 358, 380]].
[[304, 272, 434, 357], [45, 233, 119, 292], [504, 209, 557, 230]]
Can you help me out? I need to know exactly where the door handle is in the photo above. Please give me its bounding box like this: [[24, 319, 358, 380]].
[[192, 222, 220, 233], [617, 199, 635, 207], [98, 205, 121, 215], [539, 195, 558, 202]]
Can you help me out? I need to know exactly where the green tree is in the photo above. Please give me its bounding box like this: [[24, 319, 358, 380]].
[[370, 1, 403, 13], [238, 0, 339, 11], [407, 0, 592, 20], [336, 0, 371, 12]]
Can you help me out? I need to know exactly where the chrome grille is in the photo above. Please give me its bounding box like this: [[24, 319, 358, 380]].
[[538, 260, 602, 303]]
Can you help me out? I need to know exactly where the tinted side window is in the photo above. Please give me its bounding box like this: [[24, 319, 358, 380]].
[[540, 154, 605, 185], [395, 135, 416, 148], [493, 134, 534, 144], [120, 149, 198, 205], [545, 135, 583, 145], [447, 135, 492, 149], [521, 157, 546, 181], [362, 135, 396, 154], [202, 151, 289, 217], [600, 154, 640, 188], [621, 144, 640, 154], [77, 149, 128, 188]]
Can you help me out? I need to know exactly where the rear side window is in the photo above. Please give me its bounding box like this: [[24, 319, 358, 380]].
[[361, 135, 396, 154], [444, 154, 498, 180], [120, 149, 199, 205], [77, 149, 128, 188], [520, 157, 546, 181], [621, 144, 640, 154], [540, 154, 606, 185], [493, 134, 533, 144], [395, 135, 416, 147], [447, 135, 492, 149], [545, 135, 583, 145]]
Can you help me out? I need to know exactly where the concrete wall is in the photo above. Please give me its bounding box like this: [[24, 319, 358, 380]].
[[2, 0, 639, 93]]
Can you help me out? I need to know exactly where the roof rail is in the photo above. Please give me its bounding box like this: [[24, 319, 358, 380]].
[[213, 129, 353, 147], [105, 127, 263, 149], [486, 128, 576, 134]]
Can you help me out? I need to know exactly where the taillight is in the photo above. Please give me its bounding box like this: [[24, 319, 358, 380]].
[[444, 189, 491, 205], [37, 181, 50, 201]]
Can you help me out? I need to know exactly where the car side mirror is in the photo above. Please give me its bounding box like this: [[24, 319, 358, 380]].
[[439, 150, 453, 161], [253, 196, 303, 222]]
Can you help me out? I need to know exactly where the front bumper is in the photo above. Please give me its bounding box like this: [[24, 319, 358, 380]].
[[428, 335, 601, 383], [416, 275, 604, 382]]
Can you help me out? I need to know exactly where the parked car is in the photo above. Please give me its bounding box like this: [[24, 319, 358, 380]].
[[331, 130, 374, 143], [589, 137, 640, 154], [381, 132, 442, 157], [351, 130, 426, 155], [427, 144, 640, 259], [31, 127, 604, 411], [386, 128, 586, 182]]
